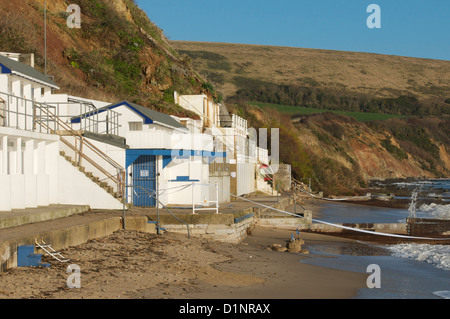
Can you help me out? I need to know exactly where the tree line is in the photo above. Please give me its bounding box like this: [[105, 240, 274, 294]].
[[229, 77, 450, 117]]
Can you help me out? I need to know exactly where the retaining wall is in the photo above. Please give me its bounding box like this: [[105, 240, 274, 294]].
[[0, 196, 295, 273], [0, 216, 122, 274], [308, 222, 408, 234], [255, 210, 312, 230], [147, 208, 255, 243], [407, 218, 450, 237], [162, 214, 255, 243]]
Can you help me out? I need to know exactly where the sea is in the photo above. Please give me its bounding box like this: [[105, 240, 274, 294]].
[[301, 178, 450, 299]]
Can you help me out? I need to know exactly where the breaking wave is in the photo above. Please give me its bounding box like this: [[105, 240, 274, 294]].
[[388, 243, 450, 271], [417, 203, 450, 219], [432, 291, 450, 299]]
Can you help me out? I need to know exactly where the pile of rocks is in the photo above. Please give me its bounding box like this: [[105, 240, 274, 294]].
[[266, 236, 309, 254]]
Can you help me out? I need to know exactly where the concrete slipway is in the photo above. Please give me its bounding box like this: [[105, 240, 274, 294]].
[[0, 194, 306, 274]]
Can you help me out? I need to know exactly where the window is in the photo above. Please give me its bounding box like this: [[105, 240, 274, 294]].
[[129, 121, 143, 131]]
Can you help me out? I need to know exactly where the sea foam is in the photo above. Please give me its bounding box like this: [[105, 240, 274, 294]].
[[388, 244, 450, 271], [417, 203, 450, 219], [433, 291, 450, 299]]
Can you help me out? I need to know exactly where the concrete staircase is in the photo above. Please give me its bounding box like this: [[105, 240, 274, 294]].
[[256, 173, 279, 196], [59, 151, 123, 202]]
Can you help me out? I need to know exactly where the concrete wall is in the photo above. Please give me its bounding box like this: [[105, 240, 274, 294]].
[[175, 93, 220, 128], [308, 222, 408, 234], [210, 175, 231, 203], [236, 162, 256, 196], [60, 136, 126, 193], [160, 214, 255, 244], [0, 216, 122, 274], [57, 155, 123, 210], [407, 218, 450, 237]]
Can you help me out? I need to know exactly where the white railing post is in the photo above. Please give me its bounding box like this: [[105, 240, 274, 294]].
[[192, 182, 195, 214]]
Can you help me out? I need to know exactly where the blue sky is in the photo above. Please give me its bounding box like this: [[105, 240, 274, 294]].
[[135, 0, 450, 61]]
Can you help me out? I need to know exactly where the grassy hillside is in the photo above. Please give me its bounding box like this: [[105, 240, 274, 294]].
[[252, 102, 407, 122], [171, 41, 450, 117], [0, 0, 218, 117]]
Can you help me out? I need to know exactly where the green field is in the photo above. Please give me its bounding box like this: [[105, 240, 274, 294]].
[[252, 102, 408, 122]]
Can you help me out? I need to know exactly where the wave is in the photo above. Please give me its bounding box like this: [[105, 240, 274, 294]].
[[433, 291, 450, 299], [417, 203, 450, 219], [391, 179, 450, 191], [388, 244, 450, 271]]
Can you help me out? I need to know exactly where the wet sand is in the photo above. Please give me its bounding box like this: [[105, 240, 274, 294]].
[[188, 227, 368, 299]]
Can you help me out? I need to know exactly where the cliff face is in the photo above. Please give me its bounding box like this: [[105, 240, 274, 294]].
[[0, 0, 214, 117], [296, 114, 450, 193]]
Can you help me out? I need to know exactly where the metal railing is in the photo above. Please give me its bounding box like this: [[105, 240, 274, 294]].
[[47, 98, 121, 135], [0, 92, 40, 131], [258, 164, 305, 216], [35, 103, 125, 194], [0, 91, 125, 195], [0, 97, 5, 127], [123, 185, 191, 238], [0, 92, 121, 135], [218, 114, 232, 128]]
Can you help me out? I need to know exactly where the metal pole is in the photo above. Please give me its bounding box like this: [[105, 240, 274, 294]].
[[293, 191, 296, 215], [156, 162, 160, 235], [44, 1, 47, 76], [122, 168, 126, 230], [192, 182, 195, 214]]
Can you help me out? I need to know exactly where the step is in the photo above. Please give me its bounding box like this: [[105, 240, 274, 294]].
[[59, 149, 122, 202], [103, 186, 113, 193], [0, 205, 91, 230], [91, 176, 100, 183]]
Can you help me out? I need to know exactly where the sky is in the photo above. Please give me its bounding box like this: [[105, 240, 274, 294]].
[[135, 0, 450, 61]]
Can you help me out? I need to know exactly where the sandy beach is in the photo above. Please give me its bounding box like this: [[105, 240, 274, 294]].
[[2, 193, 448, 304], [0, 224, 368, 300]]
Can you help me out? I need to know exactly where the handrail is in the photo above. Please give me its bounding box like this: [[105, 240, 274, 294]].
[[33, 102, 124, 194], [292, 177, 311, 190], [124, 185, 191, 238], [0, 91, 125, 194], [258, 163, 305, 216], [38, 104, 122, 169], [0, 97, 5, 123]]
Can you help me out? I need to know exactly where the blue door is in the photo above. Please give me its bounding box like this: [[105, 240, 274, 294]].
[[132, 155, 157, 207]]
